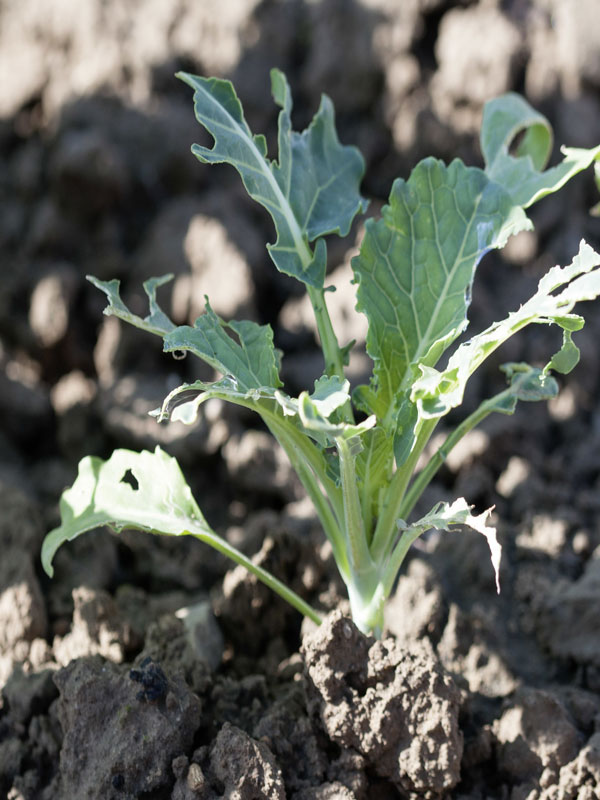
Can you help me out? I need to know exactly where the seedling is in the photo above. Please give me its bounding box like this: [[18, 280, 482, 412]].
[[42, 71, 600, 636]]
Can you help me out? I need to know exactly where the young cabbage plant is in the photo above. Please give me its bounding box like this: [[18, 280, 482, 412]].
[[42, 70, 600, 637]]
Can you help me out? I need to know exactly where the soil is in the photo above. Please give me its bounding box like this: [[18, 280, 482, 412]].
[[2, 1, 600, 798]]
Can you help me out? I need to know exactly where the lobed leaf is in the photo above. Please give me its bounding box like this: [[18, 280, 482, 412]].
[[90, 275, 281, 393], [177, 69, 367, 288], [163, 300, 282, 392]]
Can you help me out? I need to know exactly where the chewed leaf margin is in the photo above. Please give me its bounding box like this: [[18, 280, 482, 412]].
[[87, 274, 176, 337], [89, 274, 282, 393], [482, 93, 600, 208], [411, 240, 600, 419], [163, 299, 282, 392], [393, 498, 501, 594], [176, 69, 368, 288]]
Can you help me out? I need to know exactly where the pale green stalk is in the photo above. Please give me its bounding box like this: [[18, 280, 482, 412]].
[[370, 418, 439, 563], [264, 416, 349, 578], [336, 436, 386, 634], [183, 527, 322, 625], [307, 285, 351, 392], [336, 437, 371, 572], [398, 393, 508, 523]]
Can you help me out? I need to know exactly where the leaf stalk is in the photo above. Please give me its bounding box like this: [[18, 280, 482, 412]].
[[185, 525, 323, 626], [369, 417, 438, 563]]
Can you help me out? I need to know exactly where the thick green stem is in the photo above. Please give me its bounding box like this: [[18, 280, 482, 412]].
[[336, 435, 385, 636], [382, 528, 423, 597], [337, 436, 371, 571], [290, 227, 349, 394], [381, 380, 531, 594], [347, 579, 386, 637], [306, 285, 345, 377], [217, 394, 346, 539], [258, 404, 342, 508]]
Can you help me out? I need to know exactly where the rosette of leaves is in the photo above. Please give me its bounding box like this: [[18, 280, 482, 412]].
[[43, 72, 600, 636]]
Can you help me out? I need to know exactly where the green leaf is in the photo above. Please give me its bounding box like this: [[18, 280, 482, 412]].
[[544, 330, 580, 375], [502, 363, 559, 402], [273, 376, 375, 444], [163, 300, 282, 391], [591, 162, 600, 216], [89, 276, 281, 393], [390, 402, 420, 467], [396, 498, 501, 592], [352, 157, 530, 426], [87, 274, 176, 336], [411, 240, 600, 418], [298, 390, 375, 441], [176, 69, 368, 288], [355, 426, 395, 531], [481, 92, 552, 175], [155, 374, 362, 445], [151, 377, 274, 425], [491, 363, 559, 415], [42, 447, 208, 576], [482, 93, 600, 208], [41, 447, 323, 625], [306, 374, 352, 418]]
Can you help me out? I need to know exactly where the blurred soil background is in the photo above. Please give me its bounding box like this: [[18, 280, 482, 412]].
[[2, 0, 600, 798]]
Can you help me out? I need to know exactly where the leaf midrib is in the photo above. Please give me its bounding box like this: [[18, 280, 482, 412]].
[[196, 82, 313, 269], [398, 170, 484, 395]]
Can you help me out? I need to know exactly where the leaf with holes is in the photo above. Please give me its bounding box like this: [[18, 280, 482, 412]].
[[482, 93, 600, 208], [390, 498, 501, 594], [42, 71, 600, 639], [42, 447, 207, 576]]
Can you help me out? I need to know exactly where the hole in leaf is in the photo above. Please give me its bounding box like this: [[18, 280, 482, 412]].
[[120, 469, 139, 491], [508, 128, 526, 158], [226, 325, 242, 348]]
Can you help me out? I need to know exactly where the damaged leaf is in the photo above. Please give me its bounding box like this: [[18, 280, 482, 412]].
[[43, 71, 600, 638], [395, 498, 501, 594], [176, 69, 368, 288]]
